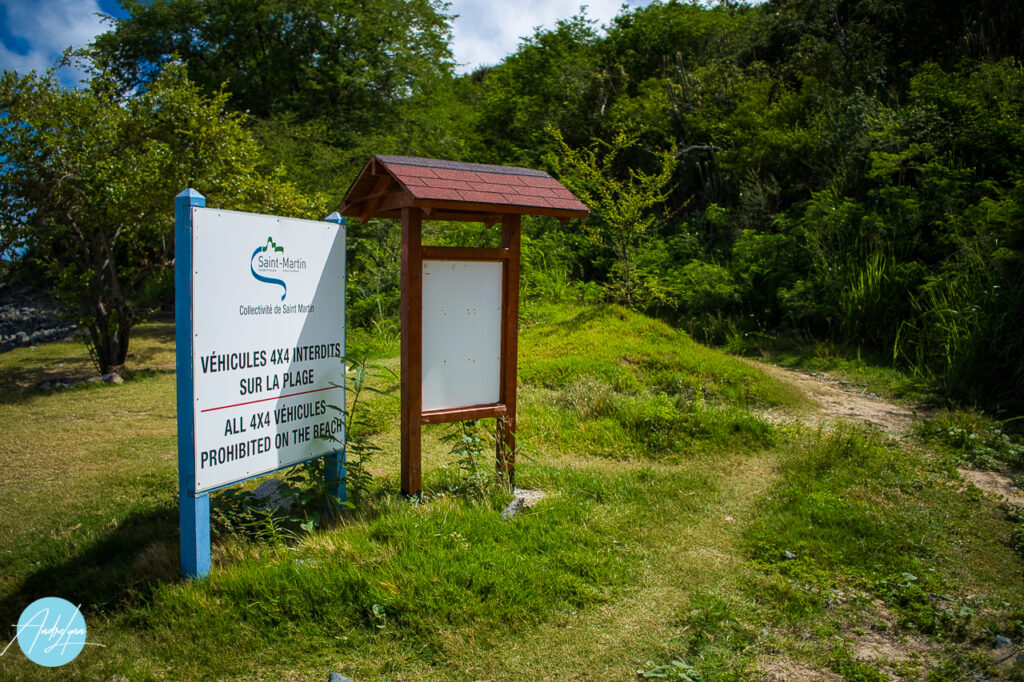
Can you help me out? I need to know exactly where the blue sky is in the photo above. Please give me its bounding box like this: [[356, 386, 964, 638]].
[[0, 0, 659, 87], [0, 0, 125, 84]]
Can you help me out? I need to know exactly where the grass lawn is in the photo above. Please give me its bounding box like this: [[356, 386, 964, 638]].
[[1, 305, 1022, 680]]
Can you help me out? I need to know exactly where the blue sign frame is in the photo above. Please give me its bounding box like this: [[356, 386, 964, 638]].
[[175, 189, 347, 578]]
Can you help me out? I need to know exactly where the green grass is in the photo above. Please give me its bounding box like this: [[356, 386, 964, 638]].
[[740, 426, 1024, 678], [1, 306, 1022, 680], [522, 304, 803, 408], [519, 304, 803, 462], [0, 324, 179, 621]]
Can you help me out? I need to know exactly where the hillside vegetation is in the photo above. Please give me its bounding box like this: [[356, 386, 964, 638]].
[[1, 305, 1022, 680], [3, 0, 1023, 414]]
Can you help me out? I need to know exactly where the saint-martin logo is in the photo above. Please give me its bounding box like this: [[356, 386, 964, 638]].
[[251, 237, 307, 300]]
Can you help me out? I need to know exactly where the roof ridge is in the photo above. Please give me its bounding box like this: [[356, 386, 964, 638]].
[[374, 154, 550, 178]]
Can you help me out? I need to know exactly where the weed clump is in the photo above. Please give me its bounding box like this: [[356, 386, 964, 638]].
[[914, 410, 1024, 470]]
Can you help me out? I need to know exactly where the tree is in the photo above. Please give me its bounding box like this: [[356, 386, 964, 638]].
[[473, 13, 610, 165], [750, 0, 1024, 97], [547, 127, 677, 307], [91, 0, 454, 143], [0, 57, 321, 373]]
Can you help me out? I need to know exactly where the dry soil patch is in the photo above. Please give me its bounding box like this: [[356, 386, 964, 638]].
[[744, 360, 923, 435], [959, 468, 1024, 506]]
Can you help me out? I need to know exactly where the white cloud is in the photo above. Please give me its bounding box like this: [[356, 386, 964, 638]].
[[0, 0, 109, 84], [449, 0, 652, 74]]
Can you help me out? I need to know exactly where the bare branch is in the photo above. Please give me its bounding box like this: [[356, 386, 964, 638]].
[[675, 144, 721, 156]]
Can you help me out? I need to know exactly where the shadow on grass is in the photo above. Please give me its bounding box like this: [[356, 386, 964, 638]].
[[558, 304, 613, 332], [128, 323, 176, 367], [0, 368, 177, 406], [0, 323, 176, 404], [0, 360, 98, 403], [0, 505, 181, 633]]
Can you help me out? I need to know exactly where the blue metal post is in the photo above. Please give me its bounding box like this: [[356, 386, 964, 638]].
[[324, 212, 347, 519], [175, 189, 210, 578]]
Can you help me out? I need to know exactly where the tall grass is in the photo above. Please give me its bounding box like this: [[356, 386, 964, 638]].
[[839, 250, 899, 348], [895, 263, 1024, 413]]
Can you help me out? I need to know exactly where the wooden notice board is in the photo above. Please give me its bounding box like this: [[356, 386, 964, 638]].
[[338, 155, 588, 495]]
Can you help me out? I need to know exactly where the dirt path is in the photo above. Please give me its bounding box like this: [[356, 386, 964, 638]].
[[743, 360, 1024, 680], [745, 360, 923, 435], [749, 359, 1024, 507]]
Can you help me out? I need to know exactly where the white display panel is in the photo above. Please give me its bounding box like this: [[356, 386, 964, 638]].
[[191, 208, 345, 492], [421, 260, 503, 412]]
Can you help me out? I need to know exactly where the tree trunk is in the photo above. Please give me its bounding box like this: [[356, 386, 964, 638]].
[[81, 287, 133, 373]]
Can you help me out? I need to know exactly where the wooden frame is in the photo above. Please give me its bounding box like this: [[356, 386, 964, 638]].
[[399, 210, 521, 495], [498, 214, 521, 482]]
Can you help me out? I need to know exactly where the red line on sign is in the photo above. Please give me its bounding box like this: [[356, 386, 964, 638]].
[[200, 385, 341, 413]]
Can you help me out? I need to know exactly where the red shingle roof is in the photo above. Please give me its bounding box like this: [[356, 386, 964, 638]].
[[339, 155, 589, 223]]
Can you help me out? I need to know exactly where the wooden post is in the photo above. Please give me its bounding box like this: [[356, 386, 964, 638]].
[[499, 214, 521, 487], [400, 207, 423, 497]]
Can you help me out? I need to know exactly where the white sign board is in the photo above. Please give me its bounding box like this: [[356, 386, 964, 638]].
[[190, 208, 345, 492], [421, 259, 503, 411]]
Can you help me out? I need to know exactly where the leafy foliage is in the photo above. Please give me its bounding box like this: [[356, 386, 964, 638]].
[[0, 56, 319, 371], [438, 419, 504, 498], [637, 657, 702, 680], [92, 0, 454, 139], [336, 357, 396, 498], [547, 127, 677, 307], [913, 410, 1024, 470], [510, 1, 1024, 413]]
